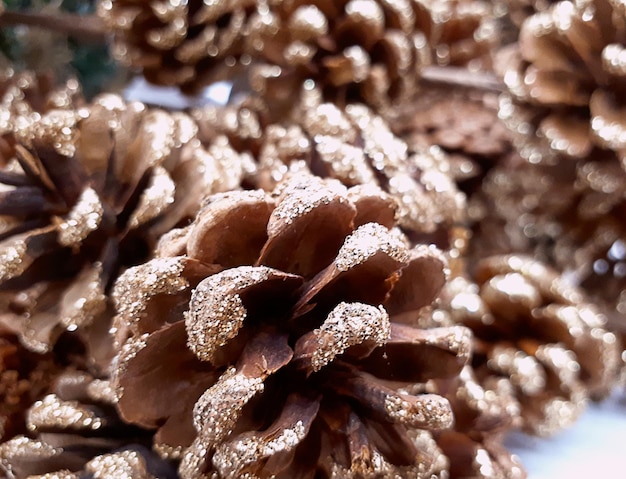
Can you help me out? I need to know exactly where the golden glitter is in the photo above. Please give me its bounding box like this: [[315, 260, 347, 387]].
[[0, 436, 61, 466], [314, 135, 375, 185], [112, 333, 149, 400], [27, 394, 104, 432], [383, 393, 453, 430], [85, 450, 155, 479], [57, 187, 104, 247], [87, 379, 118, 405], [192, 367, 264, 443], [308, 302, 390, 372], [27, 472, 79, 479], [0, 237, 29, 283], [288, 5, 329, 40], [112, 257, 189, 332], [127, 166, 176, 229], [335, 222, 409, 272], [487, 346, 546, 396], [185, 266, 273, 363]]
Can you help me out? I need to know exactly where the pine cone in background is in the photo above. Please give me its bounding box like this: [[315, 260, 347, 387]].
[[192, 88, 466, 249], [0, 370, 178, 478], [495, 0, 559, 43], [246, 0, 498, 113], [0, 92, 246, 368], [0, 328, 63, 443], [111, 173, 475, 477], [432, 366, 525, 479], [97, 0, 259, 93], [0, 68, 83, 165], [485, 0, 626, 339], [437, 254, 621, 437]]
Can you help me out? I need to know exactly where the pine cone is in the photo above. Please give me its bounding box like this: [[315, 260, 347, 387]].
[[111, 174, 473, 477], [0, 68, 82, 165], [97, 0, 259, 92], [496, 0, 626, 165], [438, 254, 621, 436], [192, 89, 466, 242], [245, 0, 498, 111], [0, 370, 170, 478], [0, 328, 62, 442], [0, 93, 243, 365], [432, 366, 526, 479]]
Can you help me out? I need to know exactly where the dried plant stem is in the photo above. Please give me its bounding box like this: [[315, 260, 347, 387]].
[[0, 10, 106, 43], [421, 66, 505, 92]]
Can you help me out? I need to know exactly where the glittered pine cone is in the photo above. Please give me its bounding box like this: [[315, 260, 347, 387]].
[[245, 0, 498, 112], [0, 68, 83, 165], [111, 174, 474, 478], [496, 0, 626, 165], [0, 328, 64, 442], [97, 0, 259, 93], [438, 254, 622, 437], [431, 366, 526, 479], [192, 89, 466, 243], [0, 370, 170, 478], [0, 93, 244, 365]]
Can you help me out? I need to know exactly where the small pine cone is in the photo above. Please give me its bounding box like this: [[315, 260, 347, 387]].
[[496, 0, 626, 165], [0, 328, 62, 442], [431, 366, 526, 479], [0, 370, 171, 478], [192, 89, 466, 241], [0, 68, 82, 164], [438, 254, 622, 437], [111, 174, 473, 477], [97, 0, 259, 92], [0, 94, 243, 365]]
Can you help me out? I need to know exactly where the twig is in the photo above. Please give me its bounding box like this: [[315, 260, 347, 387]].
[[421, 66, 505, 92], [0, 10, 107, 43]]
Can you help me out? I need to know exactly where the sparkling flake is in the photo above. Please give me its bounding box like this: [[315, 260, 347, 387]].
[[127, 166, 176, 228], [85, 450, 155, 479], [335, 222, 409, 271], [27, 394, 104, 432], [383, 393, 453, 429], [310, 302, 390, 371], [0, 237, 28, 282], [58, 187, 104, 247]]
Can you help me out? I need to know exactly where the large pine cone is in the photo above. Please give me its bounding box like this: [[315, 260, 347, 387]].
[[192, 89, 466, 242], [111, 173, 474, 478], [0, 94, 244, 365], [438, 254, 621, 436]]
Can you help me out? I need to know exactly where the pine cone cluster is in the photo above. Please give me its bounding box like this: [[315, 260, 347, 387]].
[[438, 254, 621, 436], [98, 0, 498, 111], [108, 173, 485, 477]]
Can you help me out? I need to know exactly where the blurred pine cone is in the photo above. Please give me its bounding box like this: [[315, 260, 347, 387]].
[[432, 366, 526, 479], [0, 328, 62, 443], [97, 0, 259, 92], [111, 174, 474, 477], [0, 93, 245, 366], [245, 0, 498, 111], [192, 89, 466, 244], [1, 68, 83, 165], [438, 254, 621, 436], [496, 0, 626, 165], [0, 369, 177, 478]]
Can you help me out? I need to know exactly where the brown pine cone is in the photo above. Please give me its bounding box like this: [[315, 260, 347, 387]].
[[97, 0, 259, 92], [111, 174, 473, 477], [496, 0, 626, 165], [438, 254, 622, 437], [0, 328, 63, 442], [0, 368, 177, 478], [0, 68, 83, 165], [432, 366, 526, 479], [246, 0, 498, 111], [0, 93, 244, 366], [192, 89, 466, 244]]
